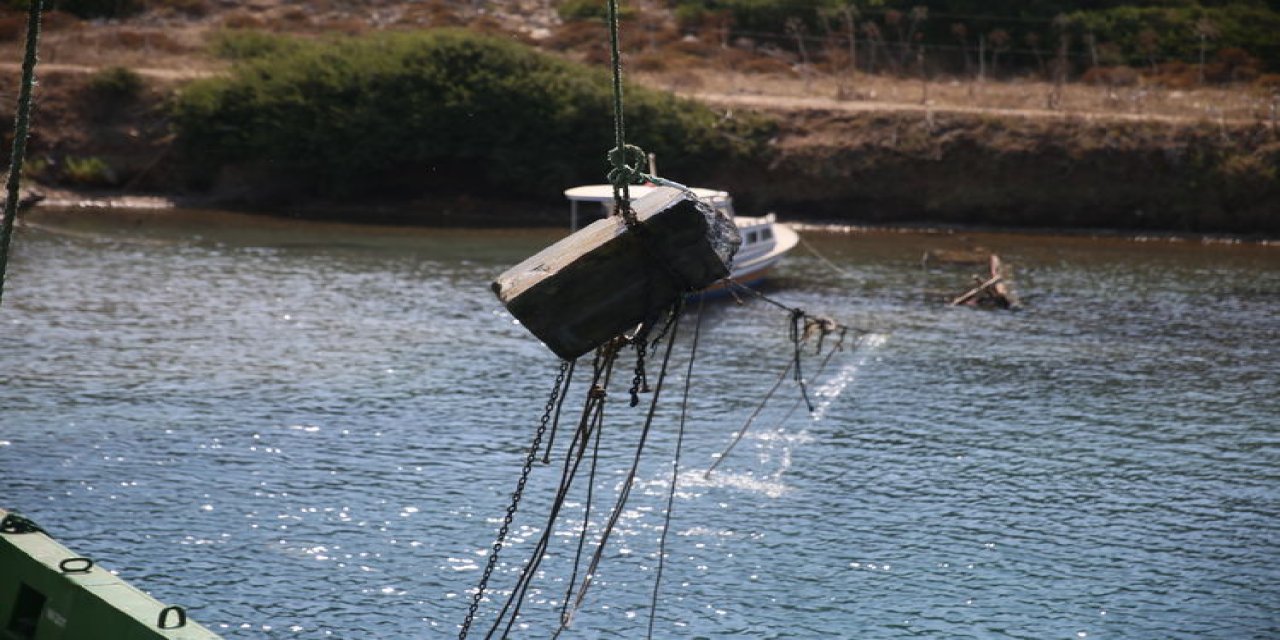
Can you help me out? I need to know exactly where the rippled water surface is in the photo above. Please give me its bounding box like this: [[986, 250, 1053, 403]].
[[2, 209, 1278, 639]]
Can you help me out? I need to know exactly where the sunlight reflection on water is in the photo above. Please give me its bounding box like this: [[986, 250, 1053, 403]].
[[2, 213, 1277, 638]]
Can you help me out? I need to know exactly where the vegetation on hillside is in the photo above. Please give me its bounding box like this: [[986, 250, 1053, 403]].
[[0, 0, 1273, 233], [663, 0, 1280, 77], [172, 29, 772, 199]]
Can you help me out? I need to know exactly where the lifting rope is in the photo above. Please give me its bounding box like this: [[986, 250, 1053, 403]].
[[0, 0, 44, 308], [604, 0, 640, 226]]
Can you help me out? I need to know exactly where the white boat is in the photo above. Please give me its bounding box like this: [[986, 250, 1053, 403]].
[[563, 184, 798, 292]]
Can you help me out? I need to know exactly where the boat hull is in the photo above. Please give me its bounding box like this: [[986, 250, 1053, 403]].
[[695, 222, 798, 298]]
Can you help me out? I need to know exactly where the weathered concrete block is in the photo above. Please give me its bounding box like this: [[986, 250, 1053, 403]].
[[493, 186, 739, 360]]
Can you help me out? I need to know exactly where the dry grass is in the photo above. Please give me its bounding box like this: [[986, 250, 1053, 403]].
[[27, 26, 210, 71], [0, 0, 1272, 127], [637, 65, 1280, 124]]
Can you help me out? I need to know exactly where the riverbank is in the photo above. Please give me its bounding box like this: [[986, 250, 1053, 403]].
[[7, 63, 1278, 236]]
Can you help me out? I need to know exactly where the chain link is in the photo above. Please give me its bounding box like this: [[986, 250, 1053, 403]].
[[628, 338, 648, 408], [459, 359, 571, 639]]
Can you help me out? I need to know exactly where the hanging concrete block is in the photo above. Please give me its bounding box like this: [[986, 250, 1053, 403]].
[[493, 186, 740, 360]]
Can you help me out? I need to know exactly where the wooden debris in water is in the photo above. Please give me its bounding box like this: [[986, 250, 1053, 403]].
[[949, 253, 1021, 310], [492, 186, 739, 360]]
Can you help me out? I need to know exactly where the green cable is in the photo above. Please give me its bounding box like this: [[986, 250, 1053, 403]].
[[605, 0, 640, 226], [0, 0, 44, 308]]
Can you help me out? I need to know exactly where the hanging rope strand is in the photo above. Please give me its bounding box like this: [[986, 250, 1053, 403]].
[[704, 356, 794, 479], [788, 309, 815, 413], [0, 0, 45, 308], [768, 329, 856, 434], [722, 277, 871, 412], [648, 297, 704, 639], [559, 386, 607, 626], [541, 359, 578, 464], [555, 301, 685, 636], [604, 0, 638, 226]]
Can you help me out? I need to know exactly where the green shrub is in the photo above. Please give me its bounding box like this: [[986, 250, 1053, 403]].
[[23, 155, 49, 180], [88, 66, 143, 101], [63, 156, 117, 186], [172, 29, 773, 199], [1065, 4, 1280, 71], [207, 28, 303, 61]]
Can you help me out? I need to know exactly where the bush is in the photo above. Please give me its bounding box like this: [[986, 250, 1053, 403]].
[[63, 156, 117, 186], [23, 155, 49, 180], [1065, 4, 1280, 72], [87, 65, 143, 101], [172, 30, 773, 199], [207, 28, 302, 60]]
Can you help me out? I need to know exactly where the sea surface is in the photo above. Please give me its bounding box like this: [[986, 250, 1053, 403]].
[[2, 208, 1277, 639]]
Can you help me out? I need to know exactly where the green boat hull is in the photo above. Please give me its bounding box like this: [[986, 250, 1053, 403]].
[[0, 508, 220, 640]]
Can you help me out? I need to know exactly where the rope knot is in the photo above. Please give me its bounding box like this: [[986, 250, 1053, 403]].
[[607, 143, 647, 226], [607, 144, 648, 187]]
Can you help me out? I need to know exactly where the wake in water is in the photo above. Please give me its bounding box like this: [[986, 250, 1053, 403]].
[[810, 332, 889, 422], [699, 332, 891, 495]]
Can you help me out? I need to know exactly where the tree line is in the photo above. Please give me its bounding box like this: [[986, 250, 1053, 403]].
[[663, 0, 1280, 80]]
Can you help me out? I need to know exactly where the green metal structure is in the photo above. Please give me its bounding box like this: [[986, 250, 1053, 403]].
[[0, 508, 221, 640]]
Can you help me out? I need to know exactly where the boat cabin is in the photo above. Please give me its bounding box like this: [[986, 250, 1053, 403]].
[[563, 183, 798, 290]]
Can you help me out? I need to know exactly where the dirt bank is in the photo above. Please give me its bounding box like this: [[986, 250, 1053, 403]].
[[727, 108, 1279, 235], [8, 67, 1279, 235]]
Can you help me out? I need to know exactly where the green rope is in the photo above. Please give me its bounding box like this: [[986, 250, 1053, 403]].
[[605, 0, 645, 227], [0, 0, 43, 308]]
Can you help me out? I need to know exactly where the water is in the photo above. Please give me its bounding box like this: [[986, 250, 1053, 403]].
[[2, 209, 1277, 639]]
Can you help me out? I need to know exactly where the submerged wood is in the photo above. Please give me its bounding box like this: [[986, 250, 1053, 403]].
[[950, 274, 1003, 306], [493, 186, 739, 360], [949, 254, 1021, 309]]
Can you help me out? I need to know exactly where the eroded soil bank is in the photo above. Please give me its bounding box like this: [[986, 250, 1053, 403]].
[[724, 108, 1279, 236]]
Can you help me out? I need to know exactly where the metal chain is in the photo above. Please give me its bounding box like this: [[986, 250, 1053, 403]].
[[628, 337, 648, 407], [488, 347, 620, 639], [459, 359, 571, 640]]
